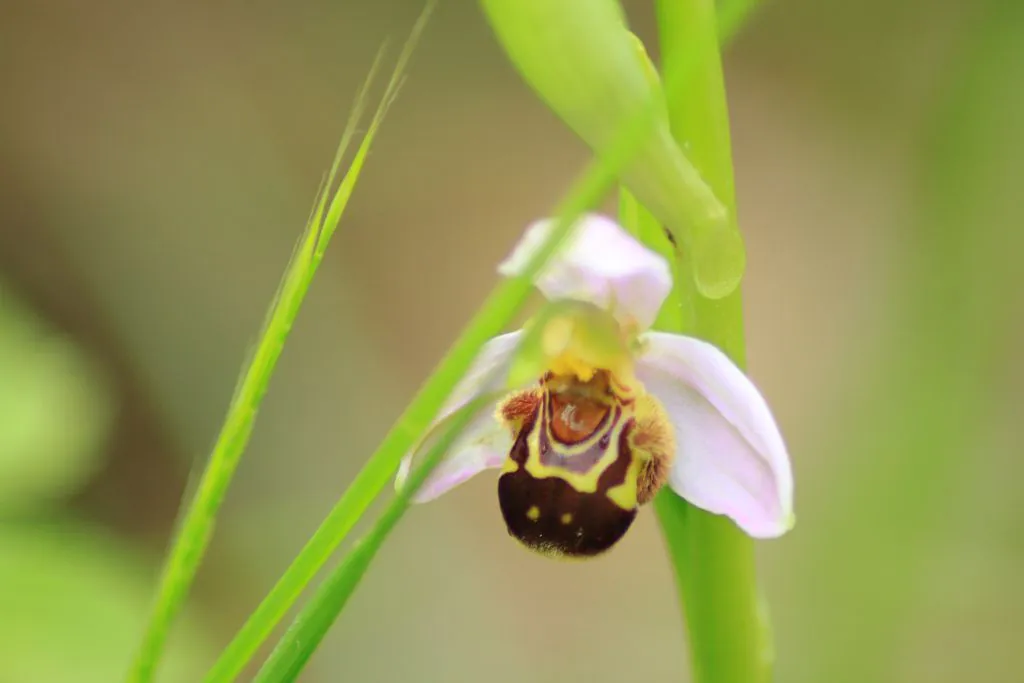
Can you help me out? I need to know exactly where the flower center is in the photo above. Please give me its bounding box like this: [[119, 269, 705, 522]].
[[535, 303, 638, 391]]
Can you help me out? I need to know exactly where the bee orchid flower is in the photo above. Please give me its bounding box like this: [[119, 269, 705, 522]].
[[396, 214, 794, 557]]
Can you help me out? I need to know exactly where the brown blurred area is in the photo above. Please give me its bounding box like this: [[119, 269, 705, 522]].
[[1, 0, 1022, 681]]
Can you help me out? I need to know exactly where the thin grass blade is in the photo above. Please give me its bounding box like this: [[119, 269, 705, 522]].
[[250, 393, 504, 683], [124, 32, 393, 683]]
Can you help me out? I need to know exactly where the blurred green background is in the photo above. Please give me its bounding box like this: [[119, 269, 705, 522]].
[[1, 0, 1022, 681]]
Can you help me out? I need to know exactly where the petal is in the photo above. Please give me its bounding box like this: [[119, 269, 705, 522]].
[[396, 331, 524, 502], [398, 401, 512, 503], [498, 214, 671, 331], [634, 332, 794, 538]]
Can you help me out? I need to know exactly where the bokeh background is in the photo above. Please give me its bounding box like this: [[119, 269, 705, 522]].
[[1, 0, 1022, 681]]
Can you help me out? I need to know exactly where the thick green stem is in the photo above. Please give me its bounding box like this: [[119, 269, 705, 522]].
[[650, 1, 769, 682]]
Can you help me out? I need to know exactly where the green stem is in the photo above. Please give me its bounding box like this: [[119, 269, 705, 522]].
[[651, 1, 769, 682]]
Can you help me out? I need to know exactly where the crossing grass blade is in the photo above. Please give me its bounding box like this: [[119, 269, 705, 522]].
[[125, 29, 401, 683]]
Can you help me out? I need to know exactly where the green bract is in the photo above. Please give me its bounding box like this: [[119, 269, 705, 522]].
[[479, 0, 746, 298]]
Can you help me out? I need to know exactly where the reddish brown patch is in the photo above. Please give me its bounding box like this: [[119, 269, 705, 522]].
[[499, 389, 542, 432], [637, 454, 670, 505], [630, 396, 675, 505], [548, 393, 610, 444]]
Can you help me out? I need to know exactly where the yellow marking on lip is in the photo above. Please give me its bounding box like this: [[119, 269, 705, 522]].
[[522, 425, 617, 493], [519, 386, 630, 492], [560, 513, 573, 525], [605, 450, 645, 510], [527, 506, 541, 521]]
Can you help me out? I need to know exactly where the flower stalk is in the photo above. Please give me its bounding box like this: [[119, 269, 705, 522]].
[[660, 16, 769, 683], [625, 0, 774, 682]]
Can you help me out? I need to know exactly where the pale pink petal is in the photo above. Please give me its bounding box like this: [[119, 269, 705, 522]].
[[398, 404, 512, 503], [497, 214, 671, 331], [396, 332, 523, 502], [634, 332, 794, 537]]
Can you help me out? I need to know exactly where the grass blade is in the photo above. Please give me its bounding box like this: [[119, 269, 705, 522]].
[[124, 32, 395, 683], [646, 1, 770, 682], [250, 394, 503, 682]]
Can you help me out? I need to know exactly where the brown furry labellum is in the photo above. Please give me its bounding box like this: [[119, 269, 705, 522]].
[[495, 370, 674, 558]]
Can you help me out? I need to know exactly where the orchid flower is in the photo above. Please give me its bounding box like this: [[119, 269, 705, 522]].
[[396, 214, 793, 558]]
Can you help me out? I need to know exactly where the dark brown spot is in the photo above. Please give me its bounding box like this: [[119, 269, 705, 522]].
[[663, 226, 678, 247]]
